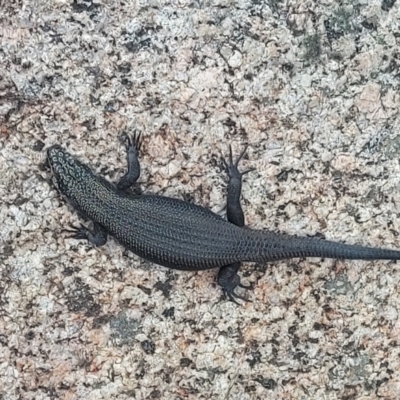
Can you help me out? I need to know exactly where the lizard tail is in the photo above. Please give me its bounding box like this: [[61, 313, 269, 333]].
[[245, 230, 400, 262]]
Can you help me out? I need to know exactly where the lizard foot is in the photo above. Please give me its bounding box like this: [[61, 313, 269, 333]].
[[64, 223, 107, 246], [217, 265, 252, 304], [64, 224, 89, 240], [121, 130, 143, 155], [222, 145, 255, 181]]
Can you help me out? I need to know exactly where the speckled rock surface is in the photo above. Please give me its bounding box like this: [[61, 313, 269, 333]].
[[1, 1, 400, 399]]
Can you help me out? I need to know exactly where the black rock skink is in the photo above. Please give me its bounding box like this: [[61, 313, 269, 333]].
[[47, 134, 400, 301]]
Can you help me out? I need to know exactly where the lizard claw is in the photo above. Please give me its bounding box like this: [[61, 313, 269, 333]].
[[121, 130, 143, 154], [63, 224, 89, 240], [222, 145, 255, 180], [238, 282, 252, 290], [63, 223, 107, 246], [225, 288, 252, 304]]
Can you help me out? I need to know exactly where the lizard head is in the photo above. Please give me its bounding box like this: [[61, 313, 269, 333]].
[[47, 145, 92, 195]]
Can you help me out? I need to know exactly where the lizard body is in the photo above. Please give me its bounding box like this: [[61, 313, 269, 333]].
[[47, 135, 400, 300]]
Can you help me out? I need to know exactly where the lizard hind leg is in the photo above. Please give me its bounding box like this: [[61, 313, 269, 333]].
[[217, 145, 255, 302]]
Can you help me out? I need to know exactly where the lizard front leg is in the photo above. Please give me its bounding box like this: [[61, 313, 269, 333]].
[[117, 131, 143, 191], [65, 222, 108, 246], [66, 131, 143, 246]]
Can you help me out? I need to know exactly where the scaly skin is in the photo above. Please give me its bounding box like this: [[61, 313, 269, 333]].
[[47, 138, 400, 297]]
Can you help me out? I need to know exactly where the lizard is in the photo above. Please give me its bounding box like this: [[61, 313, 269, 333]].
[[47, 133, 400, 302]]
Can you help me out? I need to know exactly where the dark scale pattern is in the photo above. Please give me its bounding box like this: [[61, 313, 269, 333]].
[[47, 145, 400, 272]]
